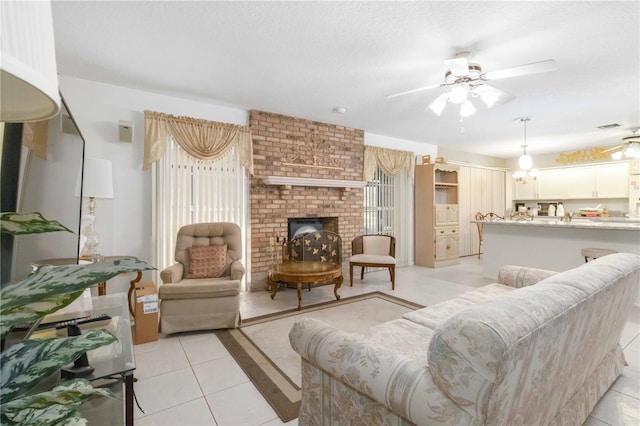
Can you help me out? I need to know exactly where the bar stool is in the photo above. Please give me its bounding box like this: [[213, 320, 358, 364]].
[[581, 248, 618, 263]]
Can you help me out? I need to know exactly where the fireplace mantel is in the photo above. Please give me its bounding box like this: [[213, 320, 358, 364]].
[[263, 176, 366, 189], [263, 176, 365, 200]]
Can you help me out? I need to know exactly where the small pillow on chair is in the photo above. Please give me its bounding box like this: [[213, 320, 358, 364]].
[[186, 245, 228, 279]]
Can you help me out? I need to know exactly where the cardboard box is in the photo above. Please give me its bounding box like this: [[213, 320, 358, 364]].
[[134, 281, 158, 345]]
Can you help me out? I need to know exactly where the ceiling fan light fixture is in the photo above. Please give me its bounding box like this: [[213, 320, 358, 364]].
[[447, 85, 468, 104], [428, 94, 447, 116], [610, 150, 623, 160], [479, 86, 501, 108], [460, 100, 476, 117]]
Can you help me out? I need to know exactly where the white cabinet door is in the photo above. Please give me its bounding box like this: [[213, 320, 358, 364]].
[[565, 166, 596, 199], [537, 169, 565, 199], [595, 163, 629, 198], [513, 180, 537, 200]]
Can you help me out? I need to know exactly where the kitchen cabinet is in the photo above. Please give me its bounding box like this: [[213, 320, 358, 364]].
[[595, 163, 629, 198], [514, 162, 629, 200], [565, 163, 629, 199], [537, 169, 566, 199], [513, 179, 537, 200], [415, 164, 460, 268]]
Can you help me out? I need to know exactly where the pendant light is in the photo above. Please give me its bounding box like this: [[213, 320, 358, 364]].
[[517, 117, 533, 170]]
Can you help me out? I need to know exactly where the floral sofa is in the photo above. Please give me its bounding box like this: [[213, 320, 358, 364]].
[[289, 253, 640, 425]]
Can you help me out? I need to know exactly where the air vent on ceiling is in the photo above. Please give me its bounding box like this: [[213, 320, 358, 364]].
[[597, 123, 621, 129]]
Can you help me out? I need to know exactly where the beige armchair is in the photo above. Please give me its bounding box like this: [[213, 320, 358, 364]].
[[349, 234, 396, 289], [158, 222, 244, 334]]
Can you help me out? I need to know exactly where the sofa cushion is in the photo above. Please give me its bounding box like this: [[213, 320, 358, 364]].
[[403, 283, 514, 329], [159, 278, 240, 300], [361, 318, 435, 364], [350, 254, 395, 265], [186, 244, 228, 278]]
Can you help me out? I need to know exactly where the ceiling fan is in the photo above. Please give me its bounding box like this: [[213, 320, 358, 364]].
[[603, 128, 640, 159], [386, 51, 557, 117]]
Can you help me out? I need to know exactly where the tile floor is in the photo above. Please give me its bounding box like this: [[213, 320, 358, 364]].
[[133, 257, 640, 425]]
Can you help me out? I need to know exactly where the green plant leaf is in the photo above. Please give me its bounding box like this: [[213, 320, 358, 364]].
[[0, 212, 73, 235], [0, 257, 154, 339], [1, 379, 116, 426], [0, 329, 117, 404]]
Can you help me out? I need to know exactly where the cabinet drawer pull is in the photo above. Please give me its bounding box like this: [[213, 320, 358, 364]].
[[452, 229, 456, 233], [440, 230, 445, 234]]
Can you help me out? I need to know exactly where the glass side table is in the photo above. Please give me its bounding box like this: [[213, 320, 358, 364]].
[[31, 293, 135, 425]]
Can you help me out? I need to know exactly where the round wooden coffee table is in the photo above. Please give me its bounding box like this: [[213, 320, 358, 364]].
[[267, 261, 343, 311]]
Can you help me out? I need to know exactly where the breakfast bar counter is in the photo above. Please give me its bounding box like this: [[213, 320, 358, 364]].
[[478, 219, 640, 304]]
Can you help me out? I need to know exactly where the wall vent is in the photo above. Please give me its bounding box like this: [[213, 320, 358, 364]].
[[597, 123, 621, 129]]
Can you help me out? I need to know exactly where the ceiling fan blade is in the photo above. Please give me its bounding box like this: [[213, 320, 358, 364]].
[[483, 83, 516, 105], [444, 57, 469, 76], [386, 83, 441, 99], [484, 59, 558, 80], [602, 145, 624, 153]]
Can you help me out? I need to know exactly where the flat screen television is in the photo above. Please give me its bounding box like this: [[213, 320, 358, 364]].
[[1, 95, 86, 285]]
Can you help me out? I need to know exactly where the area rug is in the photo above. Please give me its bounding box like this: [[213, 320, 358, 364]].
[[215, 291, 424, 422]]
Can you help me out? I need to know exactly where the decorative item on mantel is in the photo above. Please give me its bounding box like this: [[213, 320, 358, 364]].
[[284, 129, 344, 170]]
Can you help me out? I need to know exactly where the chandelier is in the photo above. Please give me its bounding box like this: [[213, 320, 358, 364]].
[[512, 117, 538, 182], [610, 129, 640, 160]]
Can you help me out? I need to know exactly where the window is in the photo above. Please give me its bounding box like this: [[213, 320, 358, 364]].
[[364, 167, 394, 235], [364, 166, 413, 266], [154, 137, 249, 285]]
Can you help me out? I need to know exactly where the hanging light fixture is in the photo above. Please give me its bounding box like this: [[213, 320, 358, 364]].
[[428, 83, 501, 119], [610, 129, 640, 160], [513, 117, 538, 183]]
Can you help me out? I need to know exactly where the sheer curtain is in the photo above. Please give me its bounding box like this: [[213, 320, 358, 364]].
[[153, 138, 249, 288], [363, 146, 415, 267], [145, 111, 252, 290]]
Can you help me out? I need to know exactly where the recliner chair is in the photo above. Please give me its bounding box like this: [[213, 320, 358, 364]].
[[158, 222, 244, 334]]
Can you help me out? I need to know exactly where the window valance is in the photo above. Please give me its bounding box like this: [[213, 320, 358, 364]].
[[143, 110, 254, 174], [363, 146, 415, 182]]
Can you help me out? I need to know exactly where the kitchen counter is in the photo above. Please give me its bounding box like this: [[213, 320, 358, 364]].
[[473, 218, 640, 231], [478, 219, 640, 305]]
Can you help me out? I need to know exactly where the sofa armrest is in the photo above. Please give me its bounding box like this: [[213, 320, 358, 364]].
[[160, 263, 184, 284], [497, 265, 557, 288], [289, 318, 434, 425], [230, 260, 245, 280]]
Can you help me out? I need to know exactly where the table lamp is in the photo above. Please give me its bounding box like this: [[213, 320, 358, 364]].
[[75, 158, 114, 261]]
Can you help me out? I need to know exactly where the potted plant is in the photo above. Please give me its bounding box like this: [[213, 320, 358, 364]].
[[0, 212, 153, 425]]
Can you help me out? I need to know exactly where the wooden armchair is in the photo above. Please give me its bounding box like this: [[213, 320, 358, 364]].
[[349, 234, 396, 289]]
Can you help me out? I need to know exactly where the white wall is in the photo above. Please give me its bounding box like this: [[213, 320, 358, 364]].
[[59, 76, 248, 294], [364, 132, 437, 157]]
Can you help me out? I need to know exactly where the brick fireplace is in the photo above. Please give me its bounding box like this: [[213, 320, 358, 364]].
[[249, 110, 365, 291]]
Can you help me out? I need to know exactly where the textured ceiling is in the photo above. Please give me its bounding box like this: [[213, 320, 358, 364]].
[[51, 1, 640, 158]]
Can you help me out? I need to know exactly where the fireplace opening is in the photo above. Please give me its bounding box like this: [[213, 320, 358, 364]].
[[288, 217, 338, 240]]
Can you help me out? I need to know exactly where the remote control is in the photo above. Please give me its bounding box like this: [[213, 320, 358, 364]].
[[55, 314, 112, 329]]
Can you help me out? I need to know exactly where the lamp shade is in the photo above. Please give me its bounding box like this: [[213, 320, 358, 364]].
[[0, 0, 60, 122], [75, 158, 114, 199]]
